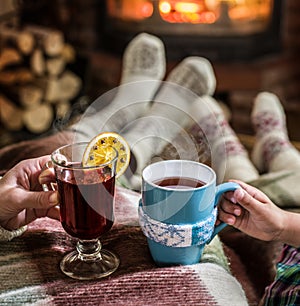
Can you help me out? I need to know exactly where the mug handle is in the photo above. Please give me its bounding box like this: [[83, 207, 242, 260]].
[[209, 182, 240, 242], [41, 160, 57, 192]]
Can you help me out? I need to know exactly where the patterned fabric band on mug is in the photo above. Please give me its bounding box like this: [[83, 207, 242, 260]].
[[138, 200, 217, 247]]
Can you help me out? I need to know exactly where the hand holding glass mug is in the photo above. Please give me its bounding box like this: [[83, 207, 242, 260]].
[[138, 160, 240, 266], [42, 133, 130, 280]]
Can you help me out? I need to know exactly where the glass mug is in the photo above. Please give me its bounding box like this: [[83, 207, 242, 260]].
[[44, 142, 119, 280]]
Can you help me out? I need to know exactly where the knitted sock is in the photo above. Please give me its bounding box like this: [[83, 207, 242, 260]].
[[190, 95, 259, 183], [73, 32, 166, 142], [121, 56, 217, 189], [251, 92, 300, 173]]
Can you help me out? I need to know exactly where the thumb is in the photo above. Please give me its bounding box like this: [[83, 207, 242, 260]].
[[19, 190, 59, 210]]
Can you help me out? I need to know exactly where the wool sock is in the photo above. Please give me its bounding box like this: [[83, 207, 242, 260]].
[[73, 32, 166, 142], [251, 92, 300, 173], [121, 56, 217, 190], [190, 95, 259, 183]]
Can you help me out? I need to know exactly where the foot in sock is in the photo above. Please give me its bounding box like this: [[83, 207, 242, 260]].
[[251, 92, 300, 173], [73, 32, 166, 142], [190, 95, 259, 183], [120, 32, 166, 83], [121, 56, 217, 189]]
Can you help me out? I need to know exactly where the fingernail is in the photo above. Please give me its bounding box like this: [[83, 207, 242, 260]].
[[235, 188, 244, 199], [227, 217, 235, 225], [234, 207, 241, 216], [230, 196, 237, 204], [49, 192, 58, 205]]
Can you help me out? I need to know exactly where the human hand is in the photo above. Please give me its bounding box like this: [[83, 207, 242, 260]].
[[0, 156, 59, 231], [218, 179, 285, 242]]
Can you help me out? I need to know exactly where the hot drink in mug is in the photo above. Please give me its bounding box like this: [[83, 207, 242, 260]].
[[139, 160, 240, 266]]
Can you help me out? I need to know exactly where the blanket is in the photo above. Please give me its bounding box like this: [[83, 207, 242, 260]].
[[0, 129, 285, 305], [0, 187, 282, 305]]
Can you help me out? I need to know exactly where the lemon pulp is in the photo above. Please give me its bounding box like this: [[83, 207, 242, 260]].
[[82, 132, 130, 178]]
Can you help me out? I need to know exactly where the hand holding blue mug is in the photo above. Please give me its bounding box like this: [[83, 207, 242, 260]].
[[138, 160, 240, 266]]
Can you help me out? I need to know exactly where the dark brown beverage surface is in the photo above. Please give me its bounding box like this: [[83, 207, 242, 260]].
[[154, 176, 205, 189], [57, 169, 115, 240]]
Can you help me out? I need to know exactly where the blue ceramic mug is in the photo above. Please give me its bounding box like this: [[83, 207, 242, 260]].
[[139, 160, 240, 266]]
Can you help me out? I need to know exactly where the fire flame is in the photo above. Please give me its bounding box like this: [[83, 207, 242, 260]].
[[158, 0, 272, 24], [159, 1, 216, 23], [107, 0, 272, 25]]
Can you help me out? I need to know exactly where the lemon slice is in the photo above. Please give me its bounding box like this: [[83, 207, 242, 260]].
[[82, 132, 130, 178]]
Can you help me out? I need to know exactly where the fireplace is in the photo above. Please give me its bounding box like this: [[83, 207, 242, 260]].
[[9, 0, 300, 143], [103, 0, 283, 61]]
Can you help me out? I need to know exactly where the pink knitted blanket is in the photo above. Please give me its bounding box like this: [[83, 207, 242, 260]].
[[0, 187, 280, 305]]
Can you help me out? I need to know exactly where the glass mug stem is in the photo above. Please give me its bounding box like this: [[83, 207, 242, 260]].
[[60, 239, 119, 280], [76, 239, 102, 262]]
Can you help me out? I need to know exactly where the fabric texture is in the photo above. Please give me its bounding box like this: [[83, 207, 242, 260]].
[[190, 95, 259, 183], [261, 245, 300, 306], [157, 123, 300, 209], [0, 225, 27, 242], [251, 92, 300, 173], [249, 170, 300, 209], [74, 32, 166, 143], [0, 176, 28, 241], [138, 201, 217, 247], [0, 187, 251, 306]]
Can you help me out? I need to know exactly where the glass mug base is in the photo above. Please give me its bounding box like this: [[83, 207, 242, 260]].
[[60, 247, 120, 280]]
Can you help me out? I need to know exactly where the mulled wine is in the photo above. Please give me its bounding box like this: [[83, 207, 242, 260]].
[[57, 168, 115, 240], [51, 142, 120, 280], [154, 176, 206, 189]]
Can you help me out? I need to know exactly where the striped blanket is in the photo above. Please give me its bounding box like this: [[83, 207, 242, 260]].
[[0, 186, 265, 306]]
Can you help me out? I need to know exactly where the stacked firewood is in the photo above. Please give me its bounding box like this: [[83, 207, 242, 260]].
[[0, 24, 82, 134]]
